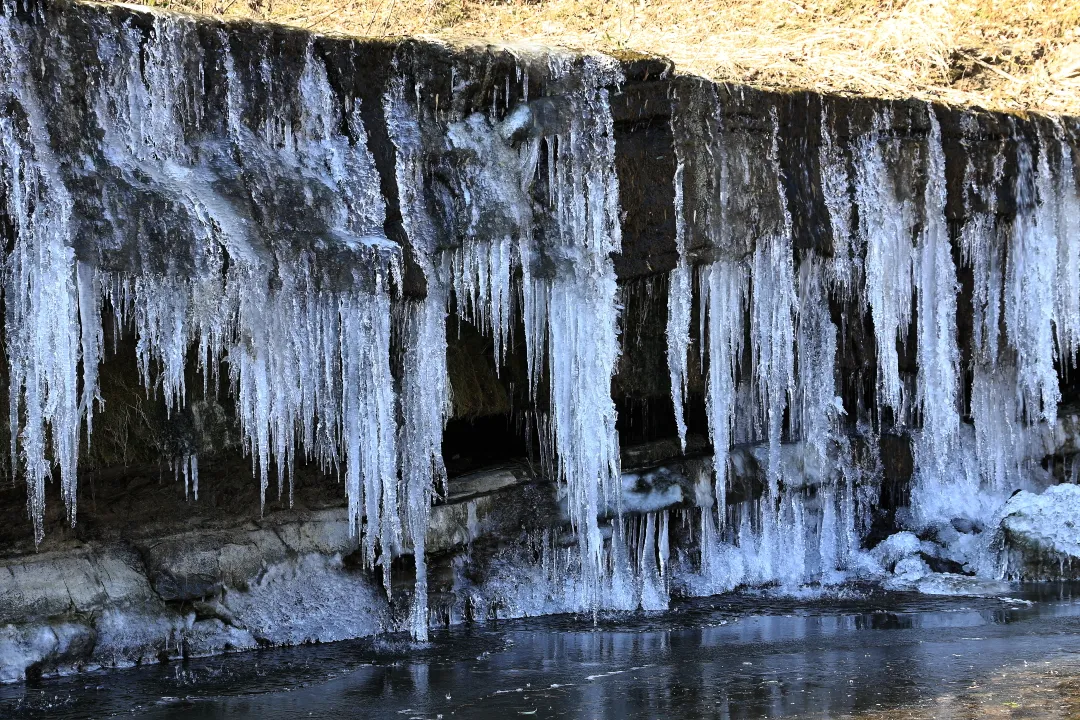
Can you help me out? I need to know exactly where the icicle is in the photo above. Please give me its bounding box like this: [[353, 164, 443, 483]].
[[189, 454, 199, 502], [699, 260, 747, 517], [667, 161, 692, 451], [444, 107, 533, 366], [77, 262, 104, 441], [794, 255, 839, 468], [397, 289, 448, 640], [819, 107, 859, 296], [914, 108, 961, 470], [960, 144, 1007, 367], [749, 114, 796, 497], [0, 15, 88, 539], [971, 355, 1022, 492], [1051, 120, 1080, 367], [658, 509, 670, 583], [638, 513, 667, 610], [855, 106, 916, 417], [957, 122, 1019, 493], [1006, 135, 1061, 423], [818, 484, 839, 576], [385, 77, 452, 641]]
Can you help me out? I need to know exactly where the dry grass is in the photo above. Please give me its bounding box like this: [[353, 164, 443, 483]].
[[128, 0, 1080, 114]]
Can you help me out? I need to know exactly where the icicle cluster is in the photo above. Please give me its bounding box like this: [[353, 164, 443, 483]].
[[913, 110, 961, 473], [1, 13, 408, 580], [385, 78, 451, 641], [1, 13, 84, 542], [523, 58, 624, 605], [404, 54, 625, 610], [5, 0, 1080, 625], [855, 108, 917, 418]]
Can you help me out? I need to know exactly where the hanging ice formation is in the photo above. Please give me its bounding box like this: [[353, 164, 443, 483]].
[[669, 85, 843, 589], [855, 107, 917, 420], [384, 77, 451, 641], [391, 53, 625, 610], [0, 12, 83, 543], [6, 0, 1080, 643], [0, 11, 408, 589], [528, 58, 624, 606], [667, 161, 693, 452]]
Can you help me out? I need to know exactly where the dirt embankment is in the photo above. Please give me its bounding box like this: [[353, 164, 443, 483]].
[[122, 0, 1080, 114]]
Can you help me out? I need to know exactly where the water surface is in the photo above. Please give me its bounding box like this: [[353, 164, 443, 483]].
[[5, 584, 1080, 719]]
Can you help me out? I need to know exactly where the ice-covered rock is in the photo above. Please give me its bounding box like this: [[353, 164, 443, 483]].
[[215, 554, 390, 647], [0, 622, 95, 683], [870, 531, 927, 571], [1001, 483, 1080, 579], [893, 555, 933, 583]]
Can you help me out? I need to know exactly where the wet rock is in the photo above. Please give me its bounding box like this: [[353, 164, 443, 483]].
[[920, 552, 967, 575], [135, 509, 360, 601]]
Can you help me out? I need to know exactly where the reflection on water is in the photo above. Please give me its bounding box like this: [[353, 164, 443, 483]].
[[4, 584, 1080, 719]]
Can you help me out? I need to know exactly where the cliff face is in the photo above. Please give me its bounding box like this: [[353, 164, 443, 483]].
[[1, 0, 1079, 684]]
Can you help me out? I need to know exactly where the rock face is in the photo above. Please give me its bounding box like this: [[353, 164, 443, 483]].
[[0, 457, 696, 682], [0, 0, 1079, 684], [0, 511, 381, 682]]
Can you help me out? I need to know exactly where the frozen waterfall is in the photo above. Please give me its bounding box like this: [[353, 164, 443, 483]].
[[2, 0, 1080, 653]]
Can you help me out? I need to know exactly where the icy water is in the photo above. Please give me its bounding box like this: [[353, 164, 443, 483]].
[[4, 585, 1080, 719]]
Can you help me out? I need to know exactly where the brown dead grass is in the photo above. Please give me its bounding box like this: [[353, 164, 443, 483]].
[[128, 0, 1080, 114]]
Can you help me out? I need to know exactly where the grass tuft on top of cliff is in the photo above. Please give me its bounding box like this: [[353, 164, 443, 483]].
[[125, 0, 1079, 114]]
